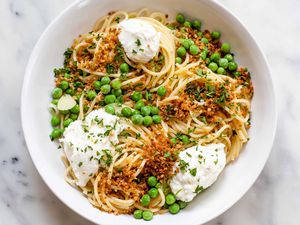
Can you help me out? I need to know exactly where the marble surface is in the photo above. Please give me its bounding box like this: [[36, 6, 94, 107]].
[[0, 0, 299, 224]]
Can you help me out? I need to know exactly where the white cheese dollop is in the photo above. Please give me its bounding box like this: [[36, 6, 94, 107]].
[[60, 109, 126, 187], [118, 18, 160, 63], [170, 144, 226, 202]]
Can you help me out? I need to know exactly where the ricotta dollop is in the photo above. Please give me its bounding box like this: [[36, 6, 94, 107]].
[[170, 144, 226, 202], [60, 109, 126, 187], [118, 18, 160, 63]]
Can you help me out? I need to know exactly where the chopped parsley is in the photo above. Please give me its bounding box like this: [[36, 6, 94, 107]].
[[214, 159, 218, 165], [201, 116, 207, 124], [114, 42, 124, 62], [179, 160, 189, 173], [88, 42, 96, 49], [194, 185, 204, 193], [190, 168, 197, 176], [100, 149, 113, 166], [106, 64, 115, 74], [136, 132, 141, 139], [164, 151, 171, 158], [205, 84, 216, 98], [115, 16, 120, 23], [135, 39, 141, 46], [186, 152, 192, 157], [63, 48, 73, 67]]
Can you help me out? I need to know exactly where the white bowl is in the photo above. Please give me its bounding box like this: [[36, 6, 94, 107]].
[[21, 0, 277, 224]]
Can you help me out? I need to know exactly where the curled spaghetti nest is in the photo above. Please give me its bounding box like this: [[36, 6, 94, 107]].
[[52, 8, 253, 215]]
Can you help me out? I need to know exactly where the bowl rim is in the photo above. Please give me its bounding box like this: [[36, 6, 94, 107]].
[[21, 0, 277, 224]]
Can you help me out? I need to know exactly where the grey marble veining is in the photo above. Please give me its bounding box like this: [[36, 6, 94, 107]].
[[0, 0, 299, 224]]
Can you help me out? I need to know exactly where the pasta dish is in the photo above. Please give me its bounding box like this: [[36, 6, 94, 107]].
[[49, 8, 253, 221]]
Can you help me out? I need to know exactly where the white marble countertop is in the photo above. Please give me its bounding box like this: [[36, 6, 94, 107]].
[[0, 0, 299, 224]]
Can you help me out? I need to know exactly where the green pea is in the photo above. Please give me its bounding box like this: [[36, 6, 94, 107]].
[[104, 104, 115, 114], [120, 63, 129, 73], [134, 100, 145, 110], [51, 116, 60, 127], [221, 42, 231, 53], [176, 13, 185, 24], [189, 44, 199, 55], [200, 51, 207, 60], [101, 76, 110, 85], [104, 95, 116, 104], [170, 137, 177, 144], [87, 90, 97, 100], [157, 86, 167, 97], [51, 99, 58, 105], [210, 52, 220, 62], [192, 20, 201, 29], [183, 21, 191, 27], [101, 84, 111, 94], [228, 61, 238, 71], [116, 95, 123, 104], [94, 81, 102, 90], [178, 200, 188, 209], [219, 58, 229, 68], [197, 31, 203, 37], [152, 115, 162, 124], [49, 128, 63, 140], [141, 106, 151, 116], [217, 67, 226, 75], [133, 209, 143, 219], [143, 116, 153, 126], [111, 89, 122, 97], [64, 73, 70, 78], [70, 113, 78, 121], [208, 62, 218, 72], [148, 188, 159, 198], [131, 91, 143, 102], [166, 194, 176, 205], [151, 106, 159, 115], [111, 79, 122, 90], [121, 107, 132, 117], [63, 118, 73, 127], [60, 81, 69, 90], [140, 194, 151, 207], [132, 110, 141, 116], [142, 210, 153, 221], [201, 37, 209, 44], [181, 39, 193, 50], [224, 54, 233, 62], [211, 31, 221, 40], [131, 114, 143, 125], [177, 46, 186, 57], [180, 135, 190, 144], [70, 104, 80, 114], [169, 203, 180, 214], [175, 57, 182, 64], [147, 176, 157, 187], [65, 88, 74, 95], [144, 91, 152, 101], [52, 88, 63, 99]]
